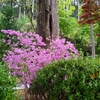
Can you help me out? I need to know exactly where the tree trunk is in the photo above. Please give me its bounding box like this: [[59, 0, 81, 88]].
[[36, 0, 59, 43], [90, 24, 95, 58], [19, 6, 21, 20]]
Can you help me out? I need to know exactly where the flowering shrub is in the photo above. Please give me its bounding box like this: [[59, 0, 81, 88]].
[[1, 29, 78, 85]]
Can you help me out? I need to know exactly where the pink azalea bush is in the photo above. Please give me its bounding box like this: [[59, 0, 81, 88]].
[[1, 29, 78, 85]]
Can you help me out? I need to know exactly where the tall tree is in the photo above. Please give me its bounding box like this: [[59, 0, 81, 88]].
[[78, 0, 100, 58], [36, 0, 59, 43]]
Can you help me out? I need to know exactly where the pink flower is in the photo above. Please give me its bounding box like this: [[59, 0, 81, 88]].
[[2, 30, 78, 85], [2, 39, 6, 43]]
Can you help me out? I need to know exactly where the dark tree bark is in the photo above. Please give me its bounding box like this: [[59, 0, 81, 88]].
[[36, 0, 59, 43]]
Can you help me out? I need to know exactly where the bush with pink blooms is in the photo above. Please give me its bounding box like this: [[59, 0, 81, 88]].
[[1, 29, 78, 85]]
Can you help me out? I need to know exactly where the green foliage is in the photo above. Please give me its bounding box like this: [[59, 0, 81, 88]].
[[74, 22, 100, 56], [58, 0, 77, 35], [58, 0, 75, 17], [0, 30, 11, 62], [58, 0, 90, 56], [58, 0, 100, 57], [74, 25, 91, 55], [94, 22, 100, 55], [0, 36, 11, 62], [16, 16, 36, 32], [0, 6, 17, 62], [16, 16, 30, 31], [0, 63, 19, 100], [30, 58, 100, 100], [0, 6, 17, 30], [59, 17, 78, 35]]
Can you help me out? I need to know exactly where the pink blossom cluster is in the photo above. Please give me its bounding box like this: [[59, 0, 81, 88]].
[[1, 29, 78, 84]]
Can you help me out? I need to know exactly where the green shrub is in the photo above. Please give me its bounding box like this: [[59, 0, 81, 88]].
[[59, 17, 78, 36], [0, 6, 17, 30], [30, 58, 100, 100], [0, 6, 17, 62], [0, 63, 20, 100]]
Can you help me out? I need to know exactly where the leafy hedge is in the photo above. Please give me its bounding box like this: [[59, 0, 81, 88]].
[[30, 58, 100, 100]]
